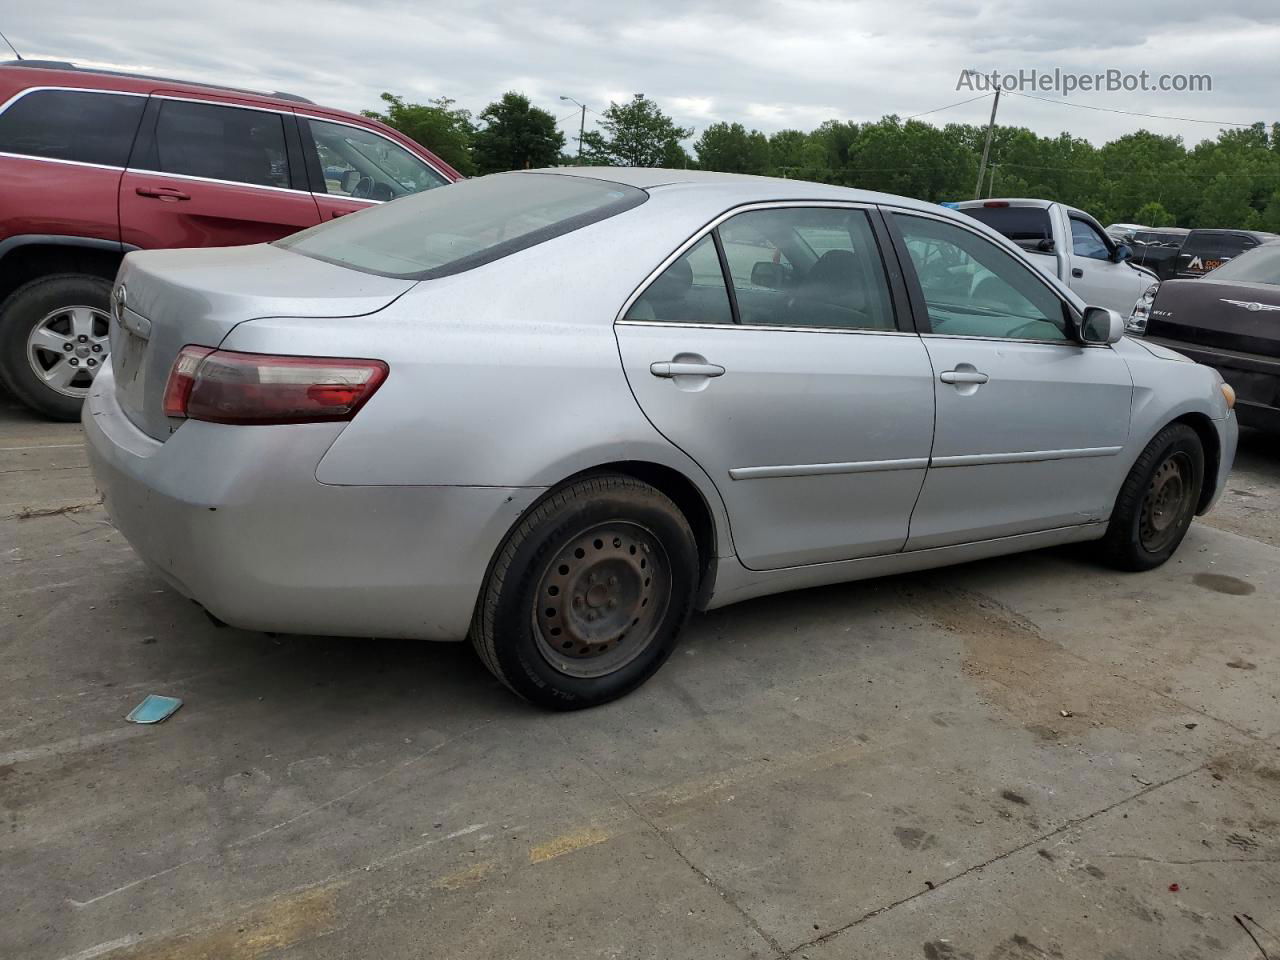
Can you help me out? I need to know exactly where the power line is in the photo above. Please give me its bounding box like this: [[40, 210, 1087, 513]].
[[1002, 89, 1256, 128], [904, 92, 994, 120]]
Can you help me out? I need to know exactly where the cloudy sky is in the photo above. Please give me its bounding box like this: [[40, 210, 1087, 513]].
[[5, 1, 1279, 148]]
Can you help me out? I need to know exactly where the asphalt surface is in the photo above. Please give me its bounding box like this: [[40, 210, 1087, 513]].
[[2, 387, 1278, 960]]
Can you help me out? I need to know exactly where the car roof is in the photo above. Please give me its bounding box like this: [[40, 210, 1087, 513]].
[[524, 166, 948, 213], [1186, 228, 1279, 240], [953, 198, 1053, 209], [1, 59, 313, 104]]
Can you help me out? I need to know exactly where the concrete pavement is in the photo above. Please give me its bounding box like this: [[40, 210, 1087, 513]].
[[2, 387, 1277, 960]]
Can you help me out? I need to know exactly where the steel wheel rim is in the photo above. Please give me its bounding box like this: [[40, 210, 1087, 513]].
[[1139, 451, 1194, 552], [532, 521, 671, 679], [26, 304, 111, 398]]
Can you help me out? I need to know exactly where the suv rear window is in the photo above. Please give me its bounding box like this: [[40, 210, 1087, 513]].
[[277, 173, 647, 279], [0, 89, 145, 167]]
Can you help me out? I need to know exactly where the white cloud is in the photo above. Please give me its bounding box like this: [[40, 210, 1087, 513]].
[[5, 0, 1279, 148]]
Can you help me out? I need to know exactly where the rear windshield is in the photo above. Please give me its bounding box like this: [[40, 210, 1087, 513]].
[[958, 206, 1052, 245], [1205, 243, 1280, 285], [276, 173, 647, 279]]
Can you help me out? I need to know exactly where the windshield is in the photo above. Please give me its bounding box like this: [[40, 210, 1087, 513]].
[[276, 173, 647, 279], [1206, 242, 1280, 285]]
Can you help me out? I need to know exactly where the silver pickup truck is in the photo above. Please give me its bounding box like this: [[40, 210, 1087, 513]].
[[956, 198, 1158, 315]]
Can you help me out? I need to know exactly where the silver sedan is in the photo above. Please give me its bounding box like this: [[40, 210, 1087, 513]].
[[84, 169, 1238, 708]]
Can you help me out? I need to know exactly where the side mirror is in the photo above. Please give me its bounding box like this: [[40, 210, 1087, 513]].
[[750, 261, 788, 288], [1080, 306, 1125, 344], [1035, 238, 1056, 253], [1112, 243, 1133, 262]]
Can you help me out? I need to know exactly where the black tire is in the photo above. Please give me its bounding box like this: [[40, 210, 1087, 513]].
[[471, 474, 699, 710], [0, 273, 113, 421], [1099, 423, 1204, 571]]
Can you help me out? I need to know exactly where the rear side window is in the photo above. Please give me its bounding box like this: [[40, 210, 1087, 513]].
[[152, 100, 289, 189], [718, 207, 896, 330], [959, 206, 1052, 249], [277, 173, 647, 279], [0, 89, 145, 166], [624, 236, 734, 324], [1183, 232, 1254, 260]]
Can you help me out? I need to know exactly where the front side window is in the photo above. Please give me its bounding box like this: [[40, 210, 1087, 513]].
[[153, 100, 289, 189], [278, 172, 646, 279], [717, 207, 895, 330], [623, 236, 733, 324], [1070, 217, 1112, 260], [306, 118, 449, 201], [894, 213, 1071, 341], [0, 89, 145, 167]]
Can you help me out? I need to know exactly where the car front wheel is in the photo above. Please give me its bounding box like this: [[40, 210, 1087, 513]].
[[1100, 423, 1204, 571], [471, 474, 699, 710]]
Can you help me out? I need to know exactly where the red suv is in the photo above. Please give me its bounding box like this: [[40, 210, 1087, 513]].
[[0, 61, 460, 419]]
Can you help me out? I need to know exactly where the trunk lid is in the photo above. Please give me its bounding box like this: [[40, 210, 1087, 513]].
[[110, 243, 415, 440], [1146, 277, 1280, 356]]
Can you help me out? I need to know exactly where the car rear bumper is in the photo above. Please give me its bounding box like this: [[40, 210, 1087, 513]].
[[83, 362, 542, 640], [1145, 335, 1280, 432]]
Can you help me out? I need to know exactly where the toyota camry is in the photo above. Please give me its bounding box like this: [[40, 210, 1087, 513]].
[[84, 169, 1238, 709]]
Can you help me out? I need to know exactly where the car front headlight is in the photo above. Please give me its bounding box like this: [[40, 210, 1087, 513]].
[[1126, 281, 1159, 335]]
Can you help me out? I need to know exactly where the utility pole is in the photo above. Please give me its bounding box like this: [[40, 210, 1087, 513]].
[[974, 87, 1000, 200], [988, 161, 997, 198], [559, 95, 587, 163]]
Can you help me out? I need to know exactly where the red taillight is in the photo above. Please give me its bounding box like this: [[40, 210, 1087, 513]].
[[162, 347, 388, 425], [162, 345, 215, 418], [983, 200, 1010, 207]]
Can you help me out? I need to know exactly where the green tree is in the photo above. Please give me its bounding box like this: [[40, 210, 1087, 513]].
[[471, 92, 565, 174], [765, 130, 808, 176], [362, 92, 476, 176], [1133, 201, 1174, 226], [580, 94, 693, 167], [694, 122, 771, 174]]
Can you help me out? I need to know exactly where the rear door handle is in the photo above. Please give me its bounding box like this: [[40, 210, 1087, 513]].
[[135, 185, 191, 201], [650, 361, 726, 379], [939, 369, 989, 385], [1071, 267, 1084, 278]]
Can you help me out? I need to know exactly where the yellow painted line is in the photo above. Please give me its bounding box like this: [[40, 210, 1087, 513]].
[[432, 860, 495, 891], [528, 826, 610, 864]]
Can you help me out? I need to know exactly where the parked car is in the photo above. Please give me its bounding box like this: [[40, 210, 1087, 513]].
[[0, 60, 460, 420], [84, 169, 1237, 709], [956, 199, 1157, 314], [1130, 227, 1190, 281], [1106, 222, 1148, 243], [1128, 240, 1280, 431], [1173, 228, 1279, 279]]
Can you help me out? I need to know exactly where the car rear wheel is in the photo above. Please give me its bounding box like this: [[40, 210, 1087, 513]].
[[471, 474, 698, 710], [1099, 423, 1204, 571], [0, 274, 113, 421]]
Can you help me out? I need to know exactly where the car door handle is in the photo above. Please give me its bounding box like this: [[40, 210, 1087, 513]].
[[939, 369, 989, 385], [329, 209, 352, 219], [135, 185, 191, 201], [1071, 267, 1084, 278], [650, 361, 726, 379]]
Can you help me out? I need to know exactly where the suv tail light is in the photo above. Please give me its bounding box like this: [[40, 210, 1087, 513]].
[[163, 347, 388, 424]]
